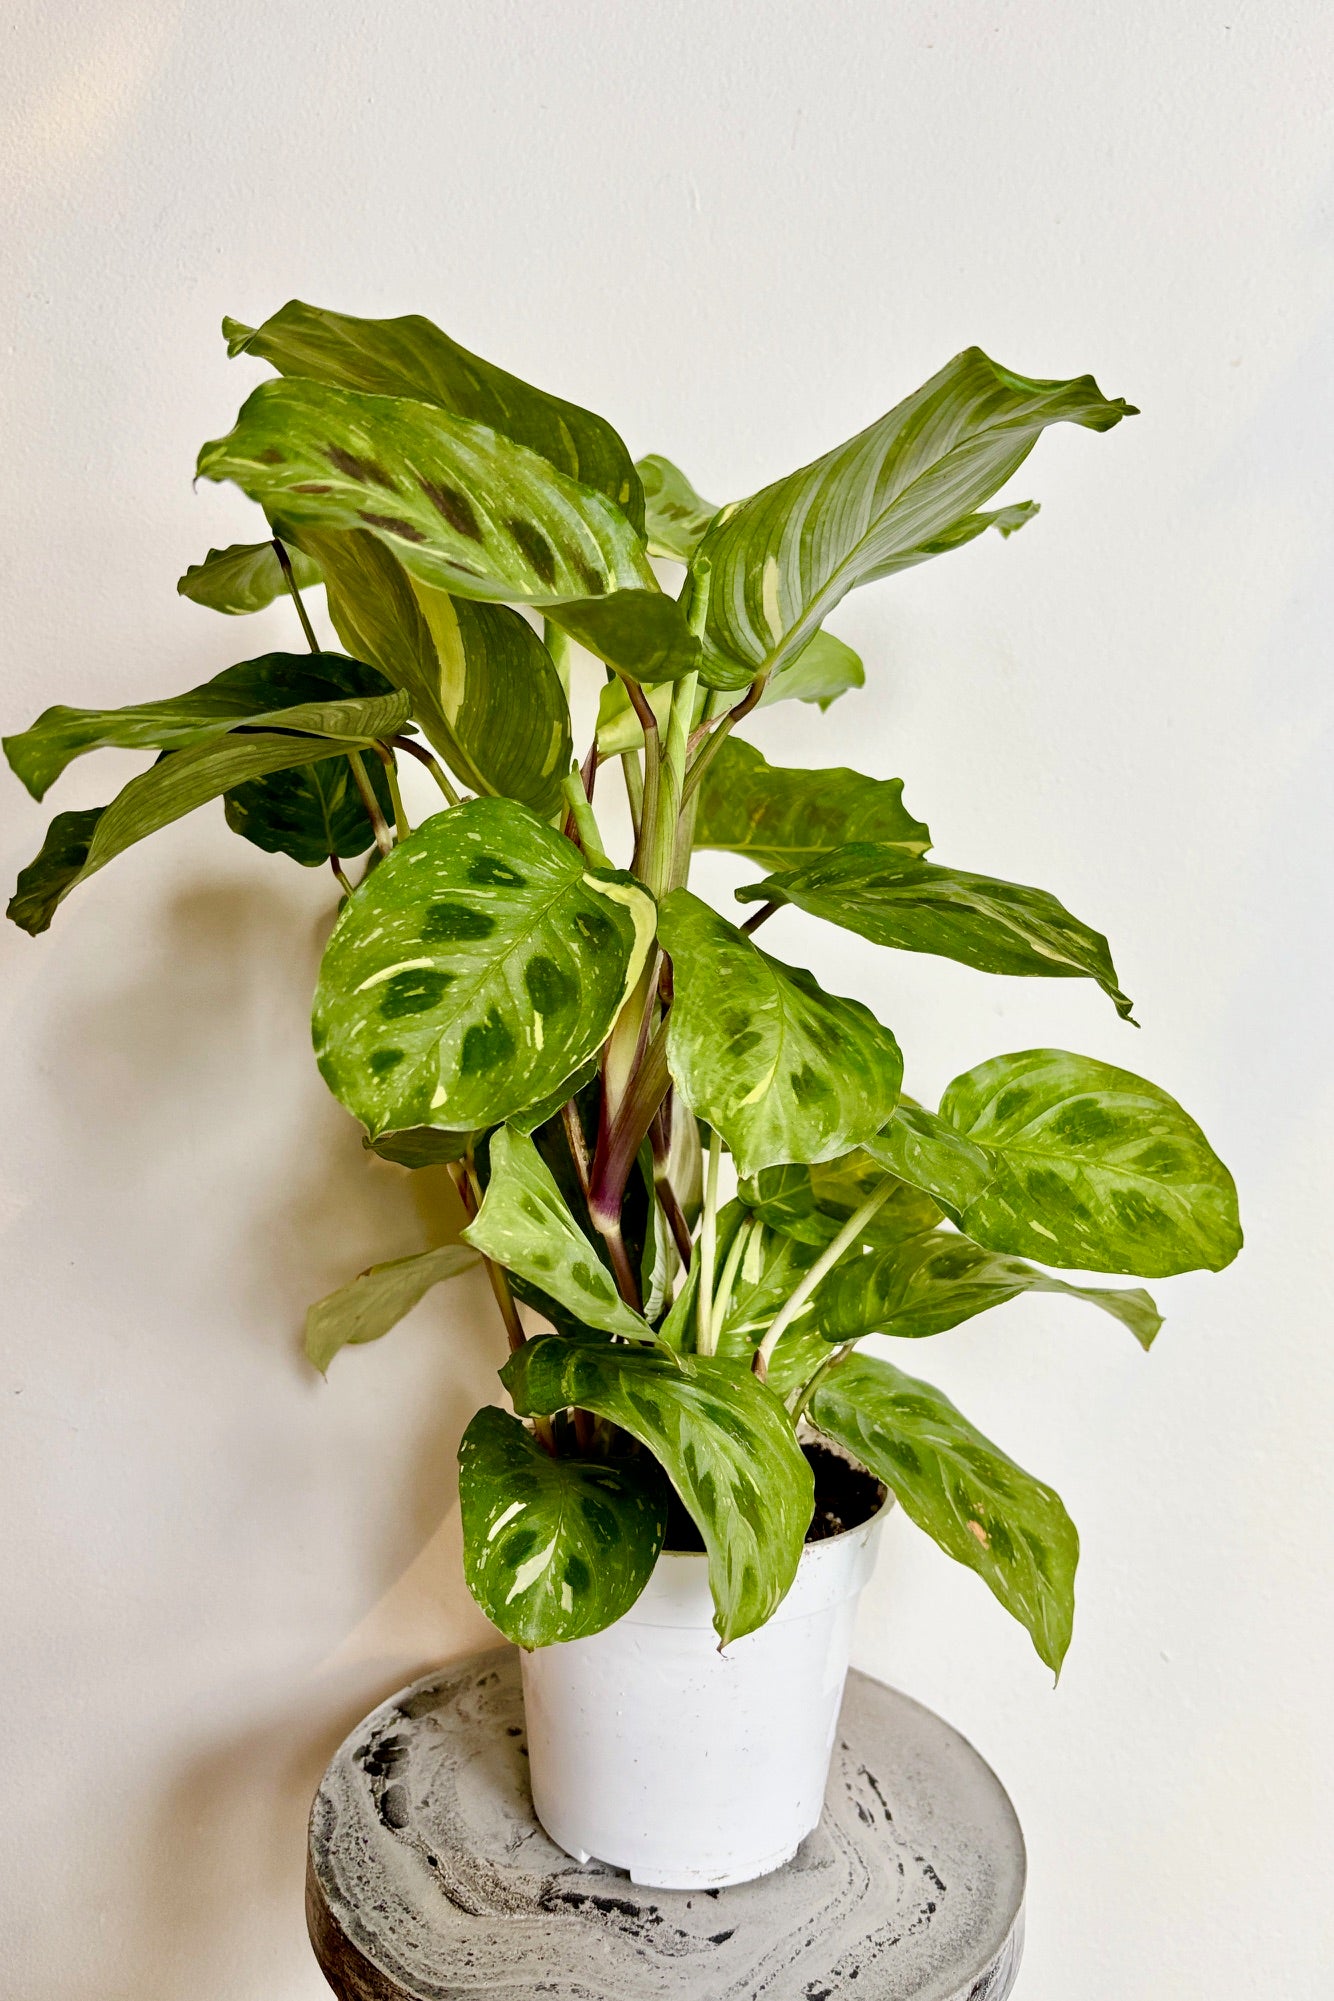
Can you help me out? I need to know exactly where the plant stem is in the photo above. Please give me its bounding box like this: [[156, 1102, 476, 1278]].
[[740, 899, 778, 936], [272, 538, 320, 653], [560, 766, 611, 868], [449, 1159, 556, 1452], [656, 1172, 693, 1268], [682, 673, 768, 805], [602, 1220, 643, 1312], [561, 1097, 592, 1201], [373, 744, 411, 839], [620, 747, 644, 839], [329, 856, 353, 897], [393, 734, 462, 806], [789, 1341, 856, 1423], [696, 1127, 722, 1354], [705, 1210, 754, 1359], [753, 1183, 893, 1381], [347, 748, 394, 855]]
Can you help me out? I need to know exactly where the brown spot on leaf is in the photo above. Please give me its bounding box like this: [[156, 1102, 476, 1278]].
[[508, 518, 558, 587], [421, 480, 483, 540], [966, 1520, 990, 1547], [326, 445, 397, 489], [291, 482, 333, 494], [256, 446, 285, 465], [574, 555, 606, 597], [360, 511, 428, 543]]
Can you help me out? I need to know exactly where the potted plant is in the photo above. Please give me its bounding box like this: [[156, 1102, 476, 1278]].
[[5, 304, 1240, 1891]]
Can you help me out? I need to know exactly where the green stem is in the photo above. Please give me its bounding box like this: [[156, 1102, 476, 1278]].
[[789, 1341, 856, 1423], [740, 899, 778, 936], [347, 747, 394, 855], [329, 856, 353, 897], [374, 744, 411, 839], [706, 1211, 754, 1359], [272, 538, 320, 653], [753, 1183, 893, 1381], [696, 1127, 722, 1355], [620, 747, 644, 839], [561, 766, 611, 868], [682, 673, 768, 806], [393, 734, 461, 806]]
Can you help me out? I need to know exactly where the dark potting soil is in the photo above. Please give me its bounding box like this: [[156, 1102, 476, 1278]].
[[662, 1441, 885, 1553]]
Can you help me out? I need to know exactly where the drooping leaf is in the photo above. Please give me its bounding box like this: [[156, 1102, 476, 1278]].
[[176, 538, 322, 616], [546, 590, 700, 684], [738, 1148, 942, 1248], [689, 347, 1130, 688], [636, 454, 720, 559], [225, 299, 644, 528], [6, 807, 105, 935], [812, 1227, 1161, 1349], [759, 629, 864, 711], [739, 846, 1133, 1019], [657, 889, 904, 1178], [693, 741, 930, 873], [866, 1102, 995, 1223], [366, 1126, 477, 1168], [3, 651, 395, 802], [462, 1127, 652, 1342], [811, 1352, 1079, 1671], [458, 1406, 668, 1646], [304, 1243, 478, 1371], [503, 1335, 815, 1645], [311, 797, 655, 1138], [197, 377, 655, 611], [10, 698, 406, 929], [224, 749, 392, 867], [938, 1049, 1242, 1278]]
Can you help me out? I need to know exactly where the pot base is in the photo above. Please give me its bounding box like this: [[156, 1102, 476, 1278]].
[[308, 1646, 1027, 2001]]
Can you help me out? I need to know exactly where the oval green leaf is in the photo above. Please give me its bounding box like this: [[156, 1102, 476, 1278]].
[[176, 538, 322, 616], [311, 797, 655, 1138], [738, 1149, 942, 1248], [693, 742, 930, 873], [458, 1406, 668, 1647], [224, 748, 394, 867], [636, 454, 720, 560], [304, 1243, 478, 1372]]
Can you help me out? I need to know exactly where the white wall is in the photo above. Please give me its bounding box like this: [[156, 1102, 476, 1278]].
[[3, 5, 1331, 1995]]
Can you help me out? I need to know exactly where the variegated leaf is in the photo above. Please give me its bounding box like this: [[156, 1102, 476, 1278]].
[[694, 741, 929, 873], [502, 1335, 814, 1645], [458, 1406, 668, 1646], [636, 453, 719, 559], [463, 1127, 652, 1342], [939, 1049, 1242, 1277], [225, 299, 644, 528], [738, 1148, 942, 1248], [811, 1353, 1079, 1671], [866, 1103, 995, 1223], [311, 797, 655, 1137], [738, 845, 1133, 1018], [176, 538, 322, 615], [690, 347, 1130, 687], [224, 744, 394, 867], [657, 889, 904, 1178], [304, 1243, 478, 1371]]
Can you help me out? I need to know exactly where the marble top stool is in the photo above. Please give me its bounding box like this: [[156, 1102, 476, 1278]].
[[307, 1646, 1026, 2000]]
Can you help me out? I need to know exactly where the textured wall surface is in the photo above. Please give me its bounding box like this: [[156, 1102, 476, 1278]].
[[2, 6, 1330, 1997]]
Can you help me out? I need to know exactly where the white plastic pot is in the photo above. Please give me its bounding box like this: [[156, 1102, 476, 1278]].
[[519, 1479, 893, 1889]]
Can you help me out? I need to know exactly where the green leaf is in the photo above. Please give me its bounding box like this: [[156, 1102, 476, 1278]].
[[866, 1103, 995, 1223], [707, 1205, 833, 1398], [546, 591, 701, 684], [3, 651, 395, 802], [311, 796, 655, 1138], [811, 1352, 1079, 1671], [690, 347, 1132, 687], [223, 747, 394, 867], [9, 697, 406, 929], [595, 674, 676, 757], [693, 741, 930, 873], [225, 299, 644, 530], [304, 1244, 478, 1371], [636, 454, 719, 559], [938, 1049, 1242, 1278], [739, 846, 1133, 1019], [176, 538, 321, 616], [6, 807, 105, 935], [657, 889, 904, 1179], [738, 1148, 942, 1248], [812, 1227, 1161, 1349], [462, 1127, 652, 1342], [458, 1406, 668, 1646], [503, 1335, 815, 1645], [366, 1126, 477, 1168], [759, 629, 864, 711]]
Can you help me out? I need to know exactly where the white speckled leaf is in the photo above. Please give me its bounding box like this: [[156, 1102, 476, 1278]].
[[503, 1334, 814, 1646], [658, 889, 903, 1179], [312, 798, 654, 1137], [865, 1104, 995, 1225], [463, 1127, 652, 1342], [458, 1407, 669, 1647], [690, 346, 1130, 688], [811, 1352, 1079, 1672], [693, 742, 929, 872], [738, 1149, 942, 1248], [940, 1049, 1242, 1277]]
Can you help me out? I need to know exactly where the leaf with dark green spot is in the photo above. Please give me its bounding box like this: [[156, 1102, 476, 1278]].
[[705, 1204, 833, 1397], [689, 346, 1131, 688], [197, 379, 658, 632], [6, 807, 106, 935], [366, 1126, 478, 1168], [176, 538, 322, 616], [311, 797, 655, 1138], [546, 590, 700, 684], [937, 1049, 1242, 1277], [811, 1352, 1079, 1671], [462, 1127, 652, 1342], [739, 846, 1133, 1018], [738, 1148, 942, 1248], [304, 1243, 478, 1371], [225, 741, 394, 866], [812, 1227, 1161, 1349], [225, 299, 644, 529], [458, 1406, 668, 1646], [866, 1103, 995, 1223], [503, 1335, 815, 1645], [636, 454, 720, 559], [693, 742, 930, 873], [657, 889, 904, 1179], [3, 651, 394, 802]]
